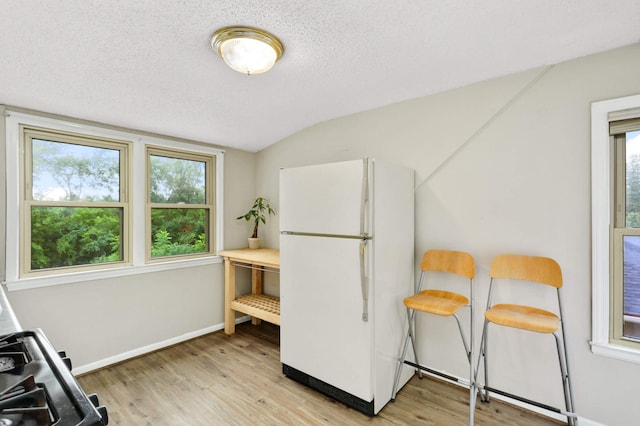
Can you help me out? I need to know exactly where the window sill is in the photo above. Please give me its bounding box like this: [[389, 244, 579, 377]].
[[2, 256, 223, 292], [590, 341, 640, 364]]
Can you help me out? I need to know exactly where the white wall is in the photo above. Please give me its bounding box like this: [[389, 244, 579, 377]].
[[256, 43, 640, 425]]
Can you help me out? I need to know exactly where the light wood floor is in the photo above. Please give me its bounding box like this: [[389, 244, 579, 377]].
[[78, 322, 564, 425]]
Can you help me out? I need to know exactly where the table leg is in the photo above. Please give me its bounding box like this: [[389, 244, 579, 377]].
[[251, 265, 263, 326], [224, 258, 236, 334]]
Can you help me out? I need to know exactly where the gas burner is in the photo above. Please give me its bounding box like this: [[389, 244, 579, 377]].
[[0, 354, 25, 375], [0, 338, 28, 376], [0, 409, 52, 426], [0, 359, 16, 374]]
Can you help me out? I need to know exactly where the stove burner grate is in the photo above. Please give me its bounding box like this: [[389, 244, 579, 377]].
[[0, 375, 54, 425]]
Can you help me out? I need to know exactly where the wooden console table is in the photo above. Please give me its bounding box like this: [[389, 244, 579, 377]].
[[218, 248, 280, 335]]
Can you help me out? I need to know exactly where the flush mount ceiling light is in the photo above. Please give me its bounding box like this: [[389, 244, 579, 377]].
[[211, 26, 284, 75]]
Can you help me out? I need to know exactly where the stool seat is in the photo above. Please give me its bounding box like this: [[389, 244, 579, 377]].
[[404, 290, 469, 316], [485, 304, 559, 334]]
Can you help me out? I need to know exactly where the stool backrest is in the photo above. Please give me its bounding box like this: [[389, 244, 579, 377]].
[[420, 249, 475, 279], [489, 254, 562, 288]]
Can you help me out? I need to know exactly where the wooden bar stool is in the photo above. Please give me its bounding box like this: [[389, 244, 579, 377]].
[[475, 254, 576, 425], [391, 249, 477, 425]]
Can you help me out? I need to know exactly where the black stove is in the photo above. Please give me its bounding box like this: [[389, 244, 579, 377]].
[[0, 329, 107, 425]]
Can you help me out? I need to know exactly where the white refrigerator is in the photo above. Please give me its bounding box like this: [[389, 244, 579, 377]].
[[279, 158, 415, 415]]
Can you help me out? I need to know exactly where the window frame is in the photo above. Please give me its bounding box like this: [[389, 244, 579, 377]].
[[591, 93, 640, 363], [21, 126, 131, 277], [146, 146, 216, 262], [4, 109, 224, 291], [611, 128, 640, 348]]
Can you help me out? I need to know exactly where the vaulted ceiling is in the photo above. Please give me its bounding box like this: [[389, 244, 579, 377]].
[[1, 1, 639, 151]]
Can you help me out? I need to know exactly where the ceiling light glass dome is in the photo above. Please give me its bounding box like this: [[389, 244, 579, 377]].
[[211, 26, 284, 75]]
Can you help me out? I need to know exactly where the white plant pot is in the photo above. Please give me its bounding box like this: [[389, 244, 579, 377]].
[[248, 237, 261, 249]]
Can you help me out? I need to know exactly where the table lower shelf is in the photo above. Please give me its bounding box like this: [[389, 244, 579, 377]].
[[230, 294, 280, 326]]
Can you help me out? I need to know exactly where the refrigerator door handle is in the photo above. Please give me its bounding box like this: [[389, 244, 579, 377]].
[[360, 239, 369, 322], [360, 158, 369, 238]]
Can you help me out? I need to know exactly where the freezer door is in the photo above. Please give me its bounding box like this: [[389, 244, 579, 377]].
[[280, 159, 368, 236], [280, 234, 373, 401]]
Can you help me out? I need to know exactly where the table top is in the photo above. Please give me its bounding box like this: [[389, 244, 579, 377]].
[[218, 248, 280, 268]]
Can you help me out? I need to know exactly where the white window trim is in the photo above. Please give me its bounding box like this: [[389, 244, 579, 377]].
[[3, 110, 224, 291], [591, 93, 640, 363]]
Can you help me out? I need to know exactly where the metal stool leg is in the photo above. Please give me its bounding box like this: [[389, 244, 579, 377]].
[[554, 332, 576, 426], [468, 298, 476, 426], [476, 319, 490, 403], [391, 308, 419, 400], [391, 320, 411, 400], [557, 291, 576, 426], [406, 308, 422, 379]]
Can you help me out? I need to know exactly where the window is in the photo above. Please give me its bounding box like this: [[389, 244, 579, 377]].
[[147, 147, 215, 260], [611, 121, 640, 346], [22, 127, 129, 276], [4, 109, 223, 290], [591, 94, 640, 363]]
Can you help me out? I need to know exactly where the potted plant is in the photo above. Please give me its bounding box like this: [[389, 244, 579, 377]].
[[236, 197, 276, 249]]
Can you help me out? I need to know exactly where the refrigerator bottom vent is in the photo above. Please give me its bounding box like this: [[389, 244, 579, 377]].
[[282, 363, 375, 416]]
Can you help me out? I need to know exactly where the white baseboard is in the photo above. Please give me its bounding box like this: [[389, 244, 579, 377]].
[[73, 316, 251, 375]]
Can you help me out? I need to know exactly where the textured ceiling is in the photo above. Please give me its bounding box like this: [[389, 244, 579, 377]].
[[1, 1, 639, 152]]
